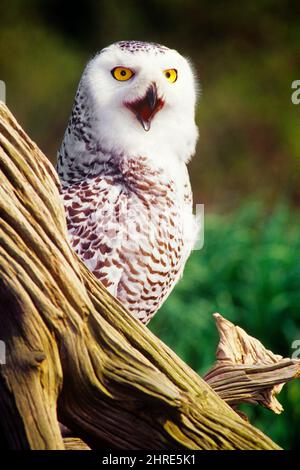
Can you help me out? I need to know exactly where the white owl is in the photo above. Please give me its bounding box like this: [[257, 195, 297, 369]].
[[57, 41, 199, 324]]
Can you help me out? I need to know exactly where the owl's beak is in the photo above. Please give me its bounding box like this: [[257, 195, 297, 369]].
[[126, 83, 164, 131]]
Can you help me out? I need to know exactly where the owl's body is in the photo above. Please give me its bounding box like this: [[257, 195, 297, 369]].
[[57, 41, 198, 324]]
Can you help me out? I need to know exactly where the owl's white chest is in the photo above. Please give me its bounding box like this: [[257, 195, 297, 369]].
[[62, 153, 196, 323]]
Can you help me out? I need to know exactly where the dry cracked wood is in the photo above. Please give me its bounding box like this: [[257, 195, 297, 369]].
[[0, 101, 285, 450], [205, 314, 300, 414]]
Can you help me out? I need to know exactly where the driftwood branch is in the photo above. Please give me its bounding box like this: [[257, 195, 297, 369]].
[[0, 102, 296, 450], [205, 314, 300, 414]]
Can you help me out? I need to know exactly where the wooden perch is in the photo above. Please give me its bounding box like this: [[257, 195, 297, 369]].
[[0, 101, 297, 450], [205, 314, 300, 414]]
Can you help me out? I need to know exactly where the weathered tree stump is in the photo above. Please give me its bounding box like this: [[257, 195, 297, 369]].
[[0, 102, 298, 450]]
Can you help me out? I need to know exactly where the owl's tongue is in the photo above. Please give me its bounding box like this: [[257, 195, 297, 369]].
[[126, 83, 164, 132]]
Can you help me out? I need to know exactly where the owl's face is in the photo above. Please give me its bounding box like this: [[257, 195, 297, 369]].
[[81, 41, 198, 163]]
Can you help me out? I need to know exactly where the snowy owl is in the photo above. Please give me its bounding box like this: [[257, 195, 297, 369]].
[[57, 40, 199, 324]]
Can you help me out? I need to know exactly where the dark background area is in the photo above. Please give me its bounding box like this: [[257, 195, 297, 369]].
[[0, 0, 299, 449]]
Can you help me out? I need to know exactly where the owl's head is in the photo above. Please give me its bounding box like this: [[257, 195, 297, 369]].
[[73, 41, 199, 163]]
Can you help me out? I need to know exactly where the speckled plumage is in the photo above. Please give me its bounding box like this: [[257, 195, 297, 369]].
[[57, 40, 199, 324]]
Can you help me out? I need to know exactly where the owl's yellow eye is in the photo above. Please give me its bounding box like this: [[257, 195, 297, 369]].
[[111, 66, 134, 81], [164, 68, 177, 83]]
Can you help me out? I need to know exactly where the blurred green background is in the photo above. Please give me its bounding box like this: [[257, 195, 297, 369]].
[[1, 0, 299, 449]]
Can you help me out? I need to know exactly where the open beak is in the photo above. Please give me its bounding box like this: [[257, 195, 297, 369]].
[[125, 83, 164, 131]]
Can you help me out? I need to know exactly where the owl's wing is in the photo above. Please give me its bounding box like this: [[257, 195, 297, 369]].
[[62, 176, 126, 297]]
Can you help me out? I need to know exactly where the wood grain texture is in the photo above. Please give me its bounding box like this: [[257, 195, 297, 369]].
[[0, 102, 281, 450], [205, 314, 300, 413]]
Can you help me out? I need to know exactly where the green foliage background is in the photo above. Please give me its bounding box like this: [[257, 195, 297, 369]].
[[0, 0, 299, 449], [150, 202, 300, 449]]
